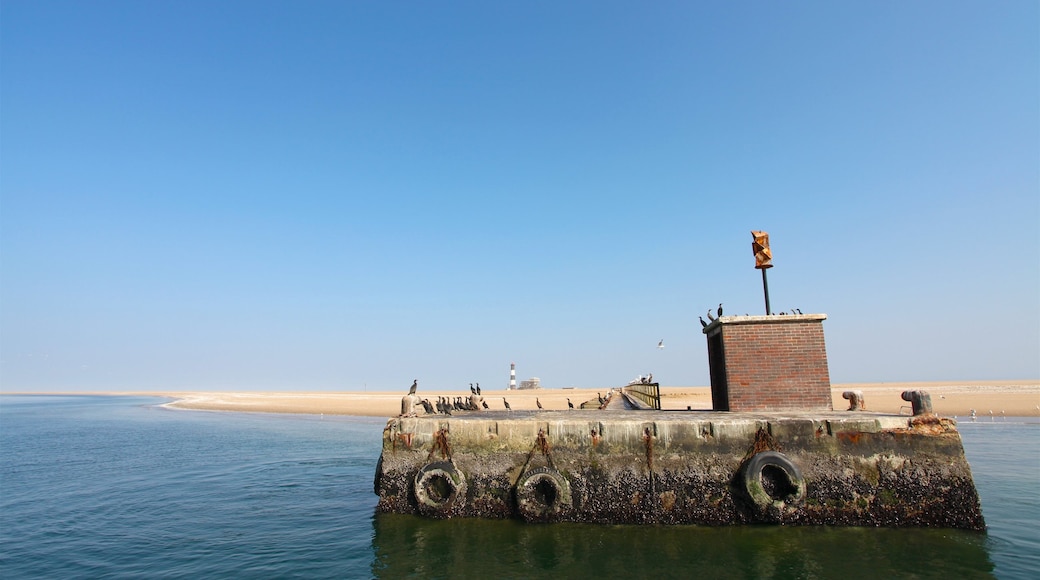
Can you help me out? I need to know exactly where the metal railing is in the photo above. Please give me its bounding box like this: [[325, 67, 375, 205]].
[[622, 383, 661, 410]]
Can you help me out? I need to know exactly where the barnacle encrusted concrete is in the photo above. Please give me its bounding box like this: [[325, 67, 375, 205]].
[[373, 410, 985, 530]]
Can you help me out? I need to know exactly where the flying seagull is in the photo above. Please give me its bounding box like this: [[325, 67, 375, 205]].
[[657, 339, 665, 349], [408, 380, 417, 396]]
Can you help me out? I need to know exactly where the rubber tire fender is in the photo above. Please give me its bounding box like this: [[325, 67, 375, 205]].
[[515, 467, 572, 522], [413, 461, 467, 516], [742, 450, 806, 514]]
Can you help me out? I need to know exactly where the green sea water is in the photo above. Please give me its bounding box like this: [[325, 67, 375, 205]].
[[1, 396, 1035, 578]]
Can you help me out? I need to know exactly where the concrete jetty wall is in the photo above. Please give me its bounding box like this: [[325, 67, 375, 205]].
[[374, 410, 985, 529]]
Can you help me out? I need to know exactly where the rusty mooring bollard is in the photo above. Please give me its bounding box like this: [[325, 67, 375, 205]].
[[900, 390, 933, 416], [400, 394, 421, 417], [842, 390, 865, 411]]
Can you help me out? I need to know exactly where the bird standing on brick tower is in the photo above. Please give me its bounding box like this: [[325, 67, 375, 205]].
[[717, 303, 724, 317]]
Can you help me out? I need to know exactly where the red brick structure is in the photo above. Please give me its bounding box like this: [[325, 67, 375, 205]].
[[703, 314, 832, 412]]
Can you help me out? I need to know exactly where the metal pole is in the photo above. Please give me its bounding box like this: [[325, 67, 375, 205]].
[[761, 268, 771, 315]]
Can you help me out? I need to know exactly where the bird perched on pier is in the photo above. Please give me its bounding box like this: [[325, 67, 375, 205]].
[[707, 309, 716, 322], [795, 308, 802, 314], [503, 397, 512, 412], [436, 397, 451, 415], [470, 383, 475, 395], [657, 339, 664, 349], [717, 303, 724, 317], [536, 398, 543, 410], [475, 383, 481, 395], [421, 399, 434, 414], [699, 316, 708, 328], [567, 398, 574, 410], [598, 393, 604, 404], [482, 400, 489, 410], [408, 380, 417, 396]]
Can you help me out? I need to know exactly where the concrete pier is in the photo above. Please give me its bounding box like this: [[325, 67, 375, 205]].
[[374, 409, 985, 529]]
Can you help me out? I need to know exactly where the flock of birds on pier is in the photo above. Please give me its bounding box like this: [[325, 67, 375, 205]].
[[699, 303, 805, 327], [406, 380, 606, 415]]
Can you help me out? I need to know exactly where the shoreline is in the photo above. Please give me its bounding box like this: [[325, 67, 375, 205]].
[[8, 380, 1035, 418]]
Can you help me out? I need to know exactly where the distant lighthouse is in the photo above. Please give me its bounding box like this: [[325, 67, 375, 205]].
[[509, 362, 517, 390]]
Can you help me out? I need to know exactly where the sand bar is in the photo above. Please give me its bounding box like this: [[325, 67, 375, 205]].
[[143, 380, 1040, 418]]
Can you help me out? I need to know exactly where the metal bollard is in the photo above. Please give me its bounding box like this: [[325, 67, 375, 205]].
[[400, 394, 420, 417], [842, 390, 865, 411], [900, 390, 933, 416]]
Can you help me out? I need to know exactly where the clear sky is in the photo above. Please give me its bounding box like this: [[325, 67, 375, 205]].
[[2, 1, 1037, 393]]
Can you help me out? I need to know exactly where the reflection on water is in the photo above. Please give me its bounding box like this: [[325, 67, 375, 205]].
[[371, 419, 1040, 579], [371, 512, 993, 579], [2, 397, 1031, 579]]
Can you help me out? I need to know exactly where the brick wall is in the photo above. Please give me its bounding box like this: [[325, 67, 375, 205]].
[[704, 314, 832, 412]]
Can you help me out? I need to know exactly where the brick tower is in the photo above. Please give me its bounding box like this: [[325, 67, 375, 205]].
[[703, 314, 832, 412]]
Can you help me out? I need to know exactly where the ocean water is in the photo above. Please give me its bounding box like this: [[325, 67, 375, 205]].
[[0, 396, 1036, 579]]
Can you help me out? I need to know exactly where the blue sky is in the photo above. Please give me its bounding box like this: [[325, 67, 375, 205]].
[[2, 1, 1037, 392]]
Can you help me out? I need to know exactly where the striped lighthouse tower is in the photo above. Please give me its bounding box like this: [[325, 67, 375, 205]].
[[509, 362, 517, 390]]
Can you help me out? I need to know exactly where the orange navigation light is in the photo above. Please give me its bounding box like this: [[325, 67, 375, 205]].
[[751, 231, 773, 269]]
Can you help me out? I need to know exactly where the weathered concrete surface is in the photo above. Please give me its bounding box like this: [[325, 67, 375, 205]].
[[374, 410, 985, 530]]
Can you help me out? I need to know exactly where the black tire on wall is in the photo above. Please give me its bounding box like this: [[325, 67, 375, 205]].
[[515, 467, 572, 522], [741, 451, 806, 520], [413, 461, 467, 517]]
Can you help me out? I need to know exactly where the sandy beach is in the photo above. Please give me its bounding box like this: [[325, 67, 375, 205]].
[[151, 380, 1039, 418]]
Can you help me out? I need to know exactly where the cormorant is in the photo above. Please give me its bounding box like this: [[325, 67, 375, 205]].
[[567, 398, 574, 410], [503, 397, 512, 412], [707, 309, 716, 322], [699, 316, 708, 328], [536, 398, 543, 410], [475, 383, 481, 395], [408, 380, 417, 396], [657, 339, 664, 349], [482, 400, 489, 410], [717, 303, 724, 317]]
